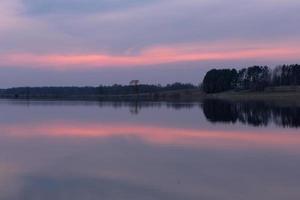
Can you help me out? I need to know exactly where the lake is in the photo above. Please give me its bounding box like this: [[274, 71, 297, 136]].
[[0, 99, 299, 200]]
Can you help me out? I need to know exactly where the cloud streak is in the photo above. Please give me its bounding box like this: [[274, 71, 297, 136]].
[[1, 41, 299, 69], [0, 0, 300, 84]]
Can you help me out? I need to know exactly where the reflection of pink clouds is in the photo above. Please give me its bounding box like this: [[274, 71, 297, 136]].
[[1, 41, 300, 69], [3, 122, 300, 150]]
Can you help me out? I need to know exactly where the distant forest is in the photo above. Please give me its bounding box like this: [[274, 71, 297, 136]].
[[0, 83, 196, 98], [202, 64, 300, 93], [1, 64, 300, 98]]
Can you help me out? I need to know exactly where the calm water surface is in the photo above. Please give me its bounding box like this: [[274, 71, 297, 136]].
[[0, 100, 299, 200]]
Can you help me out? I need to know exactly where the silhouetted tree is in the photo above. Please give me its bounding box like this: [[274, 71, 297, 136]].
[[130, 80, 140, 95], [237, 66, 271, 91], [202, 69, 238, 93], [202, 65, 278, 93], [272, 64, 300, 86]]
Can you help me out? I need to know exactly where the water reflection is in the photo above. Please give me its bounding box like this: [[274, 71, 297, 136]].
[[98, 100, 300, 128], [0, 100, 300, 200], [97, 101, 199, 115], [2, 122, 300, 150], [4, 99, 300, 128], [202, 99, 300, 128]]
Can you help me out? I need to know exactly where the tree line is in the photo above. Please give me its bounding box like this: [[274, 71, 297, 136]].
[[202, 64, 300, 93], [0, 82, 196, 98], [1, 64, 299, 98]]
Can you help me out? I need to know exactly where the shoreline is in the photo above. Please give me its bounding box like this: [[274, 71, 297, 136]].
[[0, 88, 300, 103]]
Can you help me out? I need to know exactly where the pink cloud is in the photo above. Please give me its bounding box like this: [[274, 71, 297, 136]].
[[1, 41, 300, 70]]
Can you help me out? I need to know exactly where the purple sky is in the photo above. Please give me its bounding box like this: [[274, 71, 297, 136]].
[[1, 0, 300, 87]]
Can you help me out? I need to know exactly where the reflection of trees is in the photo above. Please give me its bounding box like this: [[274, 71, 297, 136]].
[[272, 107, 300, 128], [97, 101, 200, 115], [166, 103, 196, 110], [236, 101, 271, 126], [202, 99, 300, 128], [201, 100, 238, 123], [129, 101, 141, 115]]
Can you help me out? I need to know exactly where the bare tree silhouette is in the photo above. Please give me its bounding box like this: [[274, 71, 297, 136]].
[[130, 80, 139, 95]]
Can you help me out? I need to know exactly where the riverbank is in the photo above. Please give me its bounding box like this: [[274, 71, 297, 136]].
[[0, 89, 205, 102], [0, 86, 299, 102], [204, 86, 300, 106]]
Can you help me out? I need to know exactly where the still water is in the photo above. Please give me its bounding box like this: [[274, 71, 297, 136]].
[[0, 99, 299, 200]]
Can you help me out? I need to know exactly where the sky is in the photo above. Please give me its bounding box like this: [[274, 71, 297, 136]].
[[0, 0, 300, 87]]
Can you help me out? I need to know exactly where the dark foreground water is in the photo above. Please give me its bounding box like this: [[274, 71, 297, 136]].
[[0, 100, 299, 200]]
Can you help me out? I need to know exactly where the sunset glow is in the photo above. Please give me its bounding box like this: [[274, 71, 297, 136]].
[[1, 44, 300, 70], [1, 0, 300, 199], [3, 122, 300, 150], [0, 0, 300, 85]]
